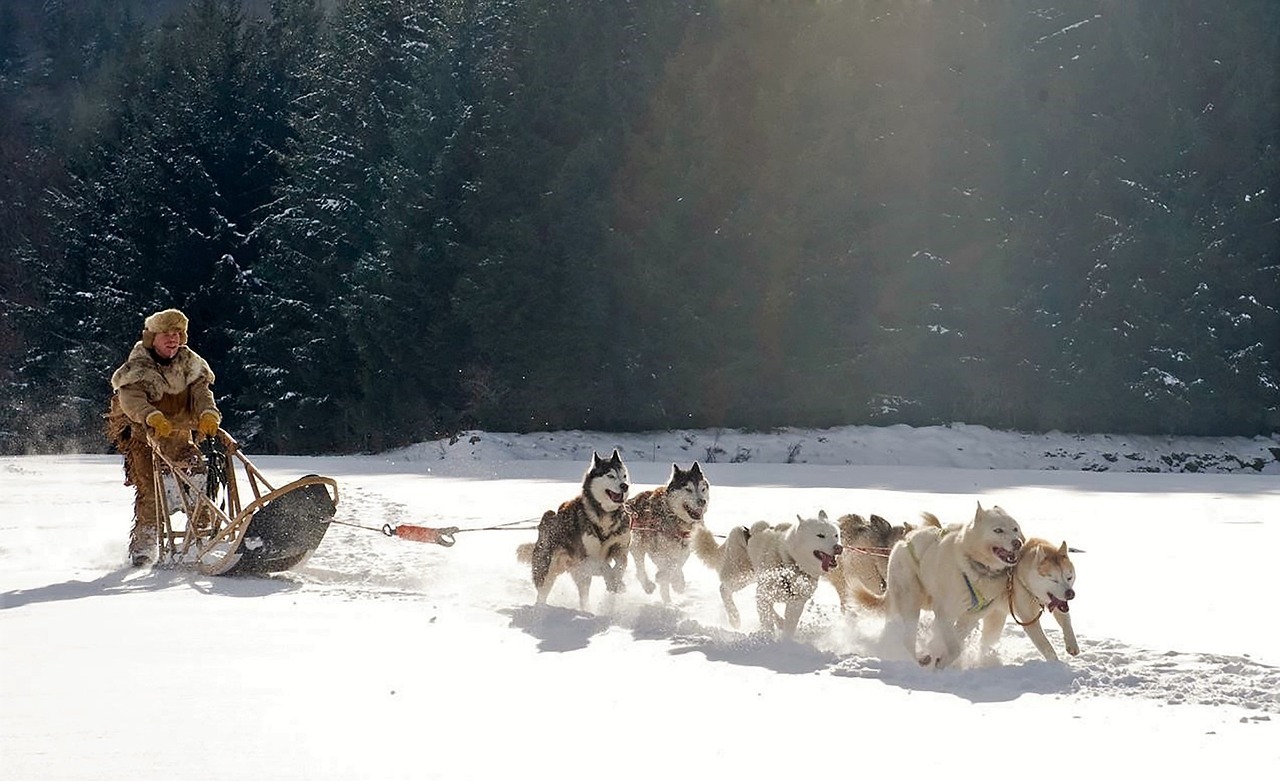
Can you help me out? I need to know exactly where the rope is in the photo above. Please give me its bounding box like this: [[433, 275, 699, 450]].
[[330, 518, 388, 534], [329, 515, 542, 548], [453, 517, 541, 533], [845, 545, 893, 558]]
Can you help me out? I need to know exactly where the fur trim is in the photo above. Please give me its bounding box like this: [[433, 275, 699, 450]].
[[142, 308, 189, 348], [110, 342, 215, 397], [105, 403, 148, 489]]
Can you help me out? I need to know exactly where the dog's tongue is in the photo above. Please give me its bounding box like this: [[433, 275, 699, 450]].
[[686, 506, 704, 521], [607, 490, 624, 504], [815, 550, 838, 572], [1049, 595, 1071, 613], [994, 547, 1018, 565]]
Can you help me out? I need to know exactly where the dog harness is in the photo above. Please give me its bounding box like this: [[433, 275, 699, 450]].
[[961, 572, 995, 614], [907, 532, 997, 615], [623, 504, 692, 541]]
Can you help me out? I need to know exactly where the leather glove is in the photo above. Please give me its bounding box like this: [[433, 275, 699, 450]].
[[197, 411, 221, 437], [145, 411, 173, 438]]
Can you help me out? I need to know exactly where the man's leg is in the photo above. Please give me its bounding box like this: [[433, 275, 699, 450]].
[[127, 436, 160, 567]]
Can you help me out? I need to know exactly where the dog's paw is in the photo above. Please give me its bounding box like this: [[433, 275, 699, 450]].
[[641, 581, 655, 594]]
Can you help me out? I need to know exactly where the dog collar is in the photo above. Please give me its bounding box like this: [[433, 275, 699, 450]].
[[966, 555, 1007, 580], [1009, 573, 1046, 626]]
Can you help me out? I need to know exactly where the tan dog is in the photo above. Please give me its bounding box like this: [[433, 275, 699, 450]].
[[826, 513, 914, 610], [626, 462, 710, 604], [980, 537, 1079, 661], [855, 503, 1024, 668], [693, 511, 842, 638]]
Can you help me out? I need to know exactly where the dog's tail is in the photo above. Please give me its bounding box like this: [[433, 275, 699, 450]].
[[691, 524, 726, 569], [851, 583, 887, 613], [516, 509, 557, 564], [920, 511, 942, 529]]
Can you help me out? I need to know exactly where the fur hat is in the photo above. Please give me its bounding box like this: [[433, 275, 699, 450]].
[[141, 308, 189, 348]]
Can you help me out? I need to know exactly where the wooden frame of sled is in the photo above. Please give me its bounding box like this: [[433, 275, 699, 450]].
[[147, 429, 339, 576]]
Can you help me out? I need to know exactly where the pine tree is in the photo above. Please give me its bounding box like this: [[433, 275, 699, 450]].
[[11, 0, 308, 449]]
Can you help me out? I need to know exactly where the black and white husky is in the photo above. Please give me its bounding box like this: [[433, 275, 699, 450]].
[[625, 462, 710, 604], [517, 449, 631, 610]]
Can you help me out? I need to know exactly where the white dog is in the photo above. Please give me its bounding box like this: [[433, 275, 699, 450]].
[[856, 503, 1024, 668], [693, 511, 842, 638], [980, 537, 1079, 661]]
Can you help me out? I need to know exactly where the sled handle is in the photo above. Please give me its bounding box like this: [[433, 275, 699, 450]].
[[383, 523, 458, 547]]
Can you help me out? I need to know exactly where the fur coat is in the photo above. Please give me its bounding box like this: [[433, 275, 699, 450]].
[[109, 341, 219, 428]]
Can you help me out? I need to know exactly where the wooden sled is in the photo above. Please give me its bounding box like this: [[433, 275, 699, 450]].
[[148, 429, 339, 576]]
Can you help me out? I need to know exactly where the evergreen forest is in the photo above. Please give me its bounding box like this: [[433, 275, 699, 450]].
[[1, 0, 1277, 455]]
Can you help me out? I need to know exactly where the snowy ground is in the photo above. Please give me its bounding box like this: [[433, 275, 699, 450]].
[[2, 424, 1278, 780]]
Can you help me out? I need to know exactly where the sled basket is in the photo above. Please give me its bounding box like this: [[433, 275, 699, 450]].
[[148, 430, 339, 576], [198, 476, 337, 576]]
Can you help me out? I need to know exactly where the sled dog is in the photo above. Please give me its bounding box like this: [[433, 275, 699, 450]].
[[826, 513, 914, 609], [626, 462, 709, 604], [980, 537, 1079, 661], [516, 449, 631, 610], [693, 511, 842, 638], [855, 503, 1024, 668]]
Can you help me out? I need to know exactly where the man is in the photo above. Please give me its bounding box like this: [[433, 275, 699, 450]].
[[105, 308, 222, 566]]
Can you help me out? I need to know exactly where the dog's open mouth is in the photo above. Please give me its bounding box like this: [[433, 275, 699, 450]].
[[607, 489, 625, 504], [814, 550, 838, 572], [1048, 594, 1071, 613], [993, 546, 1018, 565], [684, 504, 704, 521]]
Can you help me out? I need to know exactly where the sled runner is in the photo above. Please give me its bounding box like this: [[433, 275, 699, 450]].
[[147, 429, 339, 576]]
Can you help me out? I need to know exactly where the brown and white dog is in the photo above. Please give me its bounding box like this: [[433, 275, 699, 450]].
[[980, 537, 1079, 661], [855, 503, 1024, 668], [693, 511, 842, 638], [826, 513, 915, 610], [626, 462, 710, 604], [517, 449, 631, 611]]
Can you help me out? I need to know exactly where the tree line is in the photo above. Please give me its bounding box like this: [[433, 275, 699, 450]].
[[1, 0, 1277, 455]]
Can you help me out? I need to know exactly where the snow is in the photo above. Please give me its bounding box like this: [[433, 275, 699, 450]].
[[3, 424, 1278, 780]]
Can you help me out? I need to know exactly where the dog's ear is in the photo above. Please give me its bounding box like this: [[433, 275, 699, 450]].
[[1059, 540, 1069, 556], [870, 515, 891, 534], [690, 461, 704, 479], [818, 509, 828, 522]]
